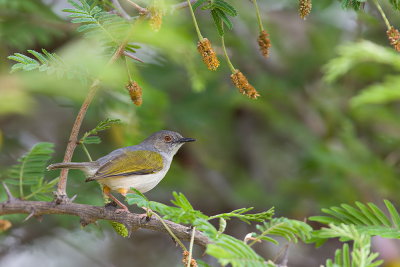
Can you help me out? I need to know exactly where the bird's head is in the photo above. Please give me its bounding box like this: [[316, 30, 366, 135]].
[[141, 130, 195, 157]]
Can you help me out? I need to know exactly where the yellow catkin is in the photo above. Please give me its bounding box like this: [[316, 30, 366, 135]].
[[299, 0, 312, 19], [230, 70, 260, 99], [0, 219, 12, 232], [126, 80, 143, 106], [387, 26, 400, 52], [182, 251, 198, 267], [149, 6, 162, 32], [197, 38, 220, 71], [258, 30, 271, 58]]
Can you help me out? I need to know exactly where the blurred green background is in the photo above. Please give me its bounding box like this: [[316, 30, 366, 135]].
[[1, 0, 400, 266]]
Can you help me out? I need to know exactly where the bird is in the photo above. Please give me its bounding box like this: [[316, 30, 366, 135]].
[[48, 130, 195, 212]]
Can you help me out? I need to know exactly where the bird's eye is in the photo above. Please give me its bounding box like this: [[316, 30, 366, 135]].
[[164, 135, 172, 142]]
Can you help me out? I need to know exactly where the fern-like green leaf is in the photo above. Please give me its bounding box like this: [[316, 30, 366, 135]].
[[5, 142, 55, 199], [209, 207, 274, 224], [8, 49, 88, 80], [206, 234, 266, 267], [341, 0, 363, 10], [211, 9, 224, 36], [192, 0, 208, 10], [310, 200, 400, 239], [250, 218, 312, 245], [212, 0, 237, 16], [389, 0, 400, 10], [79, 118, 121, 144], [320, 224, 383, 267], [64, 0, 133, 46]]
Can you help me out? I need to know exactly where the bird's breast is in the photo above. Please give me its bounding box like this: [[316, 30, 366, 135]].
[[98, 167, 169, 193]]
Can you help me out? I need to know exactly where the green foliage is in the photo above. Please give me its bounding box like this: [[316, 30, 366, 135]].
[[0, 0, 64, 50], [193, 0, 237, 36], [79, 118, 121, 144], [64, 0, 133, 47], [324, 41, 400, 83], [3, 142, 57, 201], [389, 0, 400, 10], [341, 0, 364, 10], [351, 76, 400, 107], [126, 190, 311, 266], [206, 234, 266, 267], [324, 41, 400, 108], [310, 200, 400, 239], [318, 224, 383, 267], [249, 218, 312, 245], [209, 207, 274, 224], [7, 49, 88, 80]]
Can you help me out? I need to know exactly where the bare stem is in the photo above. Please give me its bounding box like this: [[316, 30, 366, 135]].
[[125, 0, 148, 14], [373, 0, 391, 30], [81, 143, 93, 162], [252, 0, 264, 32], [112, 0, 132, 20], [151, 211, 187, 251], [221, 34, 236, 73], [187, 226, 196, 267], [172, 0, 197, 10], [186, 0, 203, 40]]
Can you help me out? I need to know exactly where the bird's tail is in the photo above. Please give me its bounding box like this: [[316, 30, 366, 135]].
[[47, 162, 90, 171]]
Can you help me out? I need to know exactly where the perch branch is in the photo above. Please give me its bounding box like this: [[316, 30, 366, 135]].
[[0, 200, 211, 248]]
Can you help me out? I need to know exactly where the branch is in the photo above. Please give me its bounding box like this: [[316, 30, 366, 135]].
[[111, 0, 132, 20], [125, 0, 148, 15], [0, 200, 211, 248], [55, 43, 128, 202], [172, 0, 197, 10]]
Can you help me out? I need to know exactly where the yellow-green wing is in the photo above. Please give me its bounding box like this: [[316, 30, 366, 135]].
[[92, 150, 164, 180]]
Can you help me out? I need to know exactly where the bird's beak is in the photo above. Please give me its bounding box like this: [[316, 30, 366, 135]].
[[176, 137, 196, 143]]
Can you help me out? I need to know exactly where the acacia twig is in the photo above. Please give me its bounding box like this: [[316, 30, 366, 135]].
[[0, 200, 211, 248], [111, 0, 132, 20], [172, 0, 197, 10], [55, 42, 129, 202], [125, 0, 148, 14]]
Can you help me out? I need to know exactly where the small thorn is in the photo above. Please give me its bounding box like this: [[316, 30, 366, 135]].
[[70, 194, 77, 202], [24, 209, 36, 222], [2, 182, 17, 203]]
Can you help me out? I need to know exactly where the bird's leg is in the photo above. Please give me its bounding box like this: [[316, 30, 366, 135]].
[[123, 188, 152, 220], [103, 186, 129, 213]]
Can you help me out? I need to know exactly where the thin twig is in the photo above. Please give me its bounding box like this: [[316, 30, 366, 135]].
[[123, 51, 144, 63], [111, 0, 132, 20], [373, 0, 391, 30], [151, 211, 187, 251], [2, 182, 17, 203], [0, 200, 211, 248], [187, 226, 196, 267], [125, 0, 148, 14], [23, 209, 35, 222], [172, 0, 197, 10]]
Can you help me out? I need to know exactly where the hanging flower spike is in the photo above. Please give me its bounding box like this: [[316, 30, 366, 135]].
[[387, 26, 400, 52], [197, 38, 220, 71], [258, 30, 271, 58], [126, 80, 143, 106], [299, 0, 312, 20], [182, 251, 198, 267], [230, 70, 260, 99]]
